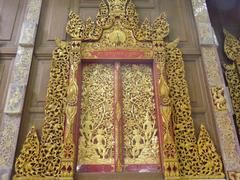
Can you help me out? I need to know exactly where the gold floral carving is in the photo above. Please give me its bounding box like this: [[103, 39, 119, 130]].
[[224, 30, 240, 136], [15, 39, 70, 178], [197, 125, 224, 177], [122, 64, 160, 164], [224, 63, 240, 132], [211, 87, 227, 111], [78, 64, 114, 164], [15, 0, 224, 178], [15, 126, 40, 177], [159, 22, 224, 176], [224, 30, 240, 65]]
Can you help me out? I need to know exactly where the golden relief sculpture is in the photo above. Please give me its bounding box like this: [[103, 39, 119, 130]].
[[78, 64, 114, 164], [211, 87, 227, 111], [121, 64, 160, 164], [15, 0, 224, 179], [224, 30, 240, 135]]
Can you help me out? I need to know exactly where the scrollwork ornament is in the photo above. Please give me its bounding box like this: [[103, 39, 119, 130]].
[[158, 61, 179, 177], [135, 18, 152, 41], [15, 39, 70, 178], [163, 38, 224, 177]]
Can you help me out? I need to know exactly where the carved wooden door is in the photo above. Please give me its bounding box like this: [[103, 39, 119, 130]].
[[77, 62, 163, 173]]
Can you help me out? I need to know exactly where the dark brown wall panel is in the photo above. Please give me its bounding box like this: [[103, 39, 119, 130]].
[[35, 0, 71, 53], [164, 0, 200, 54], [0, 57, 13, 121], [0, 0, 26, 52]]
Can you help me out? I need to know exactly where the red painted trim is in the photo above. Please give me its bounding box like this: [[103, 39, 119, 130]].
[[77, 165, 114, 173], [90, 50, 146, 59]]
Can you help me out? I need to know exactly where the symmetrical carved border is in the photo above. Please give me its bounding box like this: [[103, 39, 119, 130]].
[[14, 0, 224, 179]]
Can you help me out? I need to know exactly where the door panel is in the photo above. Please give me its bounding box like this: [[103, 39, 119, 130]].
[[78, 63, 115, 169], [121, 64, 160, 165], [0, 0, 26, 51]]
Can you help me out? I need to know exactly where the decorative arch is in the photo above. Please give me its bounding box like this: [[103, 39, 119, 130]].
[[14, 0, 224, 179]]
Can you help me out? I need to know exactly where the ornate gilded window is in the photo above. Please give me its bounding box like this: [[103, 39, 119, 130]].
[[77, 62, 162, 173], [14, 0, 224, 179]]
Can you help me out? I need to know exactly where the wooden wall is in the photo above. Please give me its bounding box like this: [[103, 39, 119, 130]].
[[0, 0, 27, 127], [14, 0, 219, 157]]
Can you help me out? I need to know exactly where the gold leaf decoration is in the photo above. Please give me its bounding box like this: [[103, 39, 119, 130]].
[[224, 29, 240, 64], [122, 64, 160, 164], [152, 13, 170, 41], [38, 40, 70, 177], [15, 126, 40, 177], [78, 64, 114, 164], [165, 44, 200, 176], [135, 18, 152, 41], [66, 11, 86, 40], [224, 63, 240, 133], [197, 125, 224, 178], [211, 87, 227, 111], [15, 0, 224, 178]]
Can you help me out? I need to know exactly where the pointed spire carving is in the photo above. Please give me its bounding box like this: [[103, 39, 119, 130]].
[[15, 126, 40, 177], [197, 125, 224, 177]]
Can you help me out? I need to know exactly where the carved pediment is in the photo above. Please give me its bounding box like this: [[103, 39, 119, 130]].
[[66, 0, 169, 43]]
